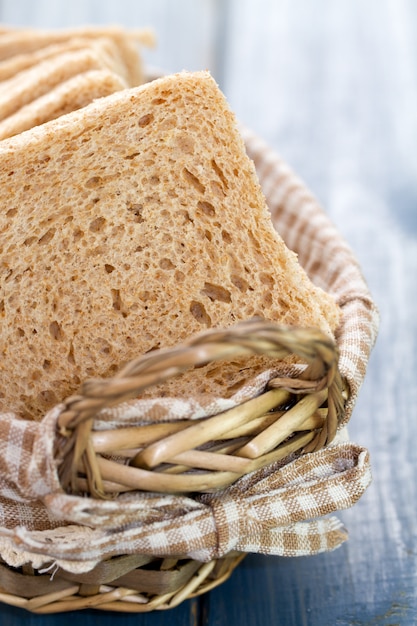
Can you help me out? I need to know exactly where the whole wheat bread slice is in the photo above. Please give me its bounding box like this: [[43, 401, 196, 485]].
[[0, 71, 340, 420], [0, 43, 128, 122], [0, 26, 154, 86], [0, 36, 129, 83], [0, 69, 127, 140]]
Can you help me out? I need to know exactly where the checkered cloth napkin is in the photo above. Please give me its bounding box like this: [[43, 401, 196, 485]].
[[0, 128, 379, 573]]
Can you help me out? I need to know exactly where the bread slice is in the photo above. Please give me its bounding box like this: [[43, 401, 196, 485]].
[[0, 69, 127, 140], [0, 43, 129, 122], [0, 71, 340, 420], [0, 26, 154, 86], [0, 36, 129, 83]]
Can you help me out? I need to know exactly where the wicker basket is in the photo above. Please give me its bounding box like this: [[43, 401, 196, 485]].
[[0, 126, 379, 614]]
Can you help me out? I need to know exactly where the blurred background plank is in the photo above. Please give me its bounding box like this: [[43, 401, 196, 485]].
[[0, 0, 224, 75], [0, 1, 416, 624], [218, 2, 417, 624]]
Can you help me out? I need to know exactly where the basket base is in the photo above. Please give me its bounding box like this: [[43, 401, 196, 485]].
[[0, 553, 245, 613]]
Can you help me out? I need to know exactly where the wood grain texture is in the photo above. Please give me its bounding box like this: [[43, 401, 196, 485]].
[[0, 0, 416, 624]]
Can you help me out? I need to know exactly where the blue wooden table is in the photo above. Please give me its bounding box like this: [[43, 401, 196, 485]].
[[0, 0, 416, 624]]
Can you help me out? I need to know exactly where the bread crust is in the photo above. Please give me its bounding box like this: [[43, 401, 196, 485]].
[[0, 45, 124, 122], [0, 69, 127, 140]]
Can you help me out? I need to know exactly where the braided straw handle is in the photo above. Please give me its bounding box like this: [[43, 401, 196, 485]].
[[55, 319, 345, 498]]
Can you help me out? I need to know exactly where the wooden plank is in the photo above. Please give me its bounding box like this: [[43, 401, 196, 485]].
[[207, 0, 417, 624]]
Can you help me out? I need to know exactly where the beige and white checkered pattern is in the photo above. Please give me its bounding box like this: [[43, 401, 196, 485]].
[[0, 128, 378, 572], [241, 126, 379, 424]]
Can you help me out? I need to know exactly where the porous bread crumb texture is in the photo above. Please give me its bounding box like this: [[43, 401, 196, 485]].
[[139, 352, 295, 402], [0, 71, 339, 420]]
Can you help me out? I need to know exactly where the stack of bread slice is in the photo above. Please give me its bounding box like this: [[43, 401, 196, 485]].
[[0, 27, 340, 421], [0, 25, 153, 140]]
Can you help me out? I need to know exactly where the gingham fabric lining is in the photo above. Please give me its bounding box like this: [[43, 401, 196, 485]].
[[0, 127, 379, 571], [241, 126, 379, 423], [0, 437, 370, 573]]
